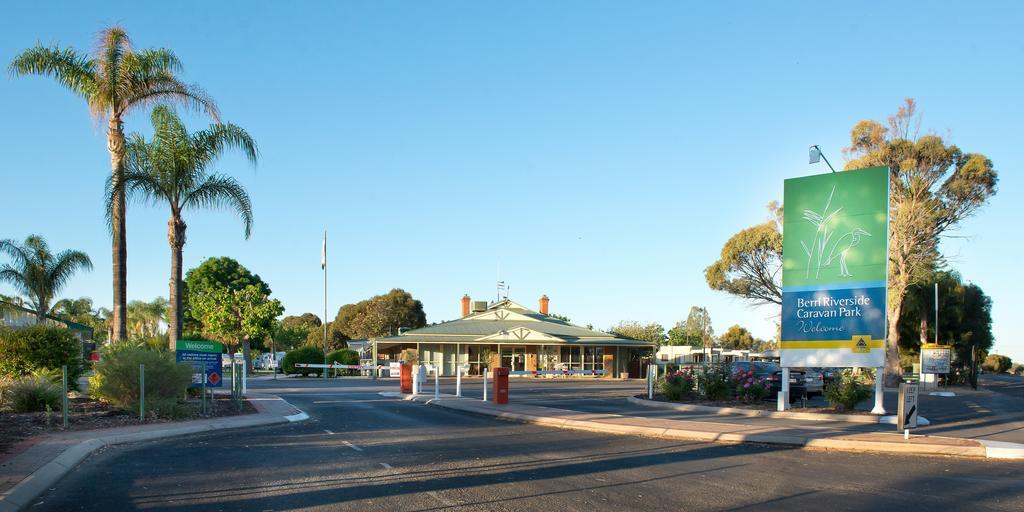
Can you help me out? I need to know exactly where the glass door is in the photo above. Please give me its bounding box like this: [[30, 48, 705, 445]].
[[501, 346, 526, 371]]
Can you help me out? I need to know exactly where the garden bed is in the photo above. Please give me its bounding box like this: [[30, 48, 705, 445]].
[[0, 393, 256, 458]]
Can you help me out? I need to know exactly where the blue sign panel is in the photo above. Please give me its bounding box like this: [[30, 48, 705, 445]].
[[175, 340, 224, 388]]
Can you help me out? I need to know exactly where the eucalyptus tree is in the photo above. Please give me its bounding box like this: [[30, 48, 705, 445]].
[[115, 106, 256, 348], [0, 235, 93, 321], [9, 26, 218, 342]]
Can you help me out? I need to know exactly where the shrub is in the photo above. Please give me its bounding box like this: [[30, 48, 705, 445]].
[[8, 375, 63, 413], [283, 346, 325, 376], [326, 349, 359, 366], [661, 368, 696, 401], [982, 354, 1012, 374], [0, 326, 84, 391], [697, 364, 730, 400], [731, 368, 768, 402], [327, 349, 359, 376], [1011, 364, 1024, 376], [0, 375, 14, 409], [89, 347, 192, 418], [824, 370, 871, 412]]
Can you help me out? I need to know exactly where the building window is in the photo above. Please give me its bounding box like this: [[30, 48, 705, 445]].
[[584, 347, 604, 371], [660, 354, 668, 361], [559, 346, 581, 370]]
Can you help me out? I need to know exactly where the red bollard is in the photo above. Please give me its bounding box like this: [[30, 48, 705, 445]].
[[400, 363, 413, 394], [493, 367, 509, 404]]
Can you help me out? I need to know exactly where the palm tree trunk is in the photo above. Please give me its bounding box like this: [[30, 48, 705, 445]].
[[168, 215, 186, 350], [108, 116, 128, 343]]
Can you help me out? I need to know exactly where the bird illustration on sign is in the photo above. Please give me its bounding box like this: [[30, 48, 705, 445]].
[[799, 185, 872, 279]]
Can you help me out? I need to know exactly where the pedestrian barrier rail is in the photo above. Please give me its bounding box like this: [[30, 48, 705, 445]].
[[509, 369, 608, 376]]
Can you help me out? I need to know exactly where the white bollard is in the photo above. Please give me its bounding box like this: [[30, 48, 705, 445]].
[[412, 365, 420, 394], [778, 367, 790, 411], [648, 364, 655, 399], [871, 366, 886, 414], [483, 368, 488, 401], [434, 366, 440, 400], [242, 360, 248, 395]]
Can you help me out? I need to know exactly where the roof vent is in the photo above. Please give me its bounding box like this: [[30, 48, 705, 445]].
[[471, 301, 488, 313]]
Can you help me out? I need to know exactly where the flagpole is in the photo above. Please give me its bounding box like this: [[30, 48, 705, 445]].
[[323, 230, 328, 380]]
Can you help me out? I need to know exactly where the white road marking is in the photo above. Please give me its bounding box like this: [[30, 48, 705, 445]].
[[343, 440, 364, 452], [324, 429, 334, 435], [379, 462, 392, 469]]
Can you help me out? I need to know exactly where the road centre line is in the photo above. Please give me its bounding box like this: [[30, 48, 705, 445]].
[[379, 462, 392, 469], [343, 440, 364, 452], [324, 429, 334, 435]]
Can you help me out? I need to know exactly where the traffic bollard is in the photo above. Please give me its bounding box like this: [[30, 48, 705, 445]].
[[647, 364, 654, 400], [62, 365, 68, 429], [139, 363, 145, 421], [483, 368, 488, 401], [456, 367, 463, 397], [434, 366, 440, 400]]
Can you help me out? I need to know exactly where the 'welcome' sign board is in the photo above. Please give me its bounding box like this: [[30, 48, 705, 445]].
[[781, 166, 889, 368]]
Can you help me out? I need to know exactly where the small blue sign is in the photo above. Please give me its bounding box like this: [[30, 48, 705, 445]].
[[175, 340, 224, 388]]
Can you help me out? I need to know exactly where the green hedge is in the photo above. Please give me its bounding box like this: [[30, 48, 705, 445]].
[[326, 349, 359, 366], [89, 346, 192, 418], [0, 326, 84, 391], [283, 346, 325, 376]]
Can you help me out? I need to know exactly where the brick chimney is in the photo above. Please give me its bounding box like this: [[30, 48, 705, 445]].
[[462, 294, 471, 318], [539, 294, 549, 315]]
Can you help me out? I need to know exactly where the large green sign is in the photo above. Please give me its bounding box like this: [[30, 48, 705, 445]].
[[781, 166, 889, 368], [175, 339, 224, 387]]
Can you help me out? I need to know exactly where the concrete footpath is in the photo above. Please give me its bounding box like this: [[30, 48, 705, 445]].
[[0, 392, 308, 512], [383, 391, 1024, 461]]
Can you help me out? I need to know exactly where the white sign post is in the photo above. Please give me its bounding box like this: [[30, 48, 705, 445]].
[[897, 382, 919, 438]]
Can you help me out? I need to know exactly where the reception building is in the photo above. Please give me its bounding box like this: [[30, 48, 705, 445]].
[[374, 295, 655, 378]]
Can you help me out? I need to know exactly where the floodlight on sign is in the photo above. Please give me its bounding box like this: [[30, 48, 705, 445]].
[[809, 145, 821, 164]]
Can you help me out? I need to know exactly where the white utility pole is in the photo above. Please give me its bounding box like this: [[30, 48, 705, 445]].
[[322, 231, 328, 380]]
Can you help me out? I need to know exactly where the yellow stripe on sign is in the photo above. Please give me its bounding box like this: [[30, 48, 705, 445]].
[[780, 336, 885, 351]]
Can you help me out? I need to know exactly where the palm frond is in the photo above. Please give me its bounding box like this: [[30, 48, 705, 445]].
[[47, 250, 93, 297], [184, 174, 254, 238], [122, 75, 219, 121], [193, 122, 259, 168], [8, 45, 97, 99]]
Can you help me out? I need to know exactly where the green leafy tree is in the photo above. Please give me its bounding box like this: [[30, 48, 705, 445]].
[[333, 289, 427, 339], [10, 26, 218, 342], [183, 256, 270, 337], [705, 203, 783, 306], [719, 325, 756, 350], [666, 306, 713, 348], [189, 284, 283, 374], [115, 105, 256, 348], [0, 235, 92, 320], [272, 314, 322, 352], [843, 99, 998, 383], [548, 313, 572, 323], [609, 321, 665, 346]]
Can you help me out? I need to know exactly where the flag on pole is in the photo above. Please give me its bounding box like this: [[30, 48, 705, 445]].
[[321, 231, 327, 270]]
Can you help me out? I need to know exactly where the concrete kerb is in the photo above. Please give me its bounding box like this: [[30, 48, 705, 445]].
[[384, 392, 1018, 460], [627, 396, 934, 426], [0, 394, 309, 512]]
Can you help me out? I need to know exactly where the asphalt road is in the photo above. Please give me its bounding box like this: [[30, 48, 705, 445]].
[[33, 377, 1024, 511]]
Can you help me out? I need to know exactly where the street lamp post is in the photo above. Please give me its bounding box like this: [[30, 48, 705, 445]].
[[809, 145, 837, 173]]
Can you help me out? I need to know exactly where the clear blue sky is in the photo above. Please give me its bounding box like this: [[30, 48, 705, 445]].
[[2, 1, 1021, 362]]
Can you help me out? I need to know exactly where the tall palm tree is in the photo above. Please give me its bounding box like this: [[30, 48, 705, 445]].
[[9, 26, 218, 342], [0, 235, 93, 321], [115, 106, 256, 348], [127, 297, 168, 338]]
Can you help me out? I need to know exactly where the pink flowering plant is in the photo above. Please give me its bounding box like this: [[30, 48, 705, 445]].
[[731, 368, 768, 402], [661, 368, 696, 401]]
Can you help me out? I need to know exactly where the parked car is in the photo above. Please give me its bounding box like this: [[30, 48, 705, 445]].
[[728, 362, 806, 403], [815, 367, 839, 387], [800, 368, 825, 397]]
